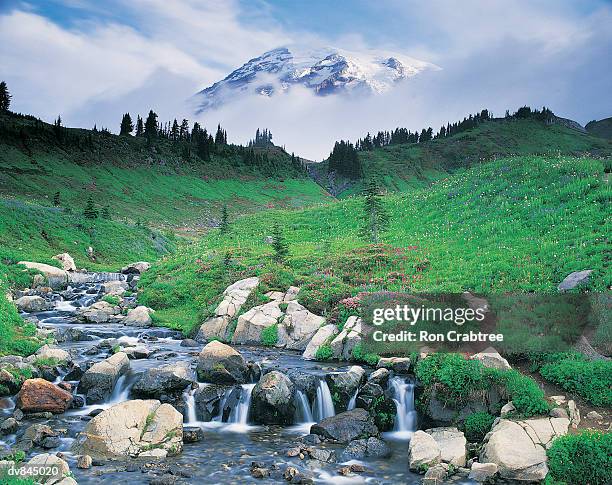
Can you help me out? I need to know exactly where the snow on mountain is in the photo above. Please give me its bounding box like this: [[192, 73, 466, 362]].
[[193, 45, 437, 112]]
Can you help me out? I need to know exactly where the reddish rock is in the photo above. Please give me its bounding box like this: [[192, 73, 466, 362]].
[[16, 379, 72, 414]]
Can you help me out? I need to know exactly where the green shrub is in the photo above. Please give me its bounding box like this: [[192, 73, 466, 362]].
[[463, 411, 495, 442], [540, 358, 612, 407], [34, 357, 62, 368], [546, 431, 612, 485], [495, 368, 550, 416], [102, 294, 121, 306], [315, 344, 333, 361], [351, 343, 380, 366], [260, 324, 278, 346]]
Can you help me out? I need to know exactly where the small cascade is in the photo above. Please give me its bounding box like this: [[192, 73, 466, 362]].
[[228, 384, 255, 425], [313, 379, 335, 422], [184, 384, 204, 424], [108, 375, 131, 405], [388, 376, 417, 439], [347, 389, 358, 410], [295, 390, 314, 423]]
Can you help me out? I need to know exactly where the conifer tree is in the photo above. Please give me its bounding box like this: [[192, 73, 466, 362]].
[[220, 205, 229, 233], [101, 205, 111, 220], [119, 113, 134, 136], [53, 191, 61, 207], [271, 222, 288, 261], [135, 116, 144, 136], [0, 81, 11, 112], [360, 180, 389, 244], [83, 196, 98, 219], [144, 110, 158, 139]]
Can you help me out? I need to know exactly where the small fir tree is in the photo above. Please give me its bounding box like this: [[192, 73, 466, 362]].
[[119, 113, 134, 136], [360, 180, 389, 244], [0, 81, 11, 111], [220, 205, 229, 233], [53, 191, 61, 207], [83, 196, 98, 219], [271, 222, 288, 261]]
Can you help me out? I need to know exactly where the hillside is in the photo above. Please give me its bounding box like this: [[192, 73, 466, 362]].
[[586, 117, 612, 140], [0, 112, 331, 231], [139, 154, 610, 334], [311, 117, 612, 197]]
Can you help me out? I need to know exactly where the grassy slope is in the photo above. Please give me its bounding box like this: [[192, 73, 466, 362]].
[[140, 155, 610, 335], [313, 119, 612, 197], [586, 117, 612, 140]]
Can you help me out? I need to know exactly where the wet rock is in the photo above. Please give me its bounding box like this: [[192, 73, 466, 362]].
[[81, 301, 120, 323], [131, 362, 193, 399], [469, 462, 498, 482], [27, 453, 72, 483], [300, 434, 321, 445], [195, 277, 260, 342], [408, 430, 441, 471], [40, 435, 61, 449], [72, 399, 183, 459], [302, 324, 338, 360], [231, 301, 282, 345], [55, 327, 96, 343], [78, 352, 130, 404], [77, 454, 93, 469], [16, 295, 54, 313], [180, 339, 199, 348], [424, 463, 449, 482], [16, 423, 58, 451], [286, 370, 319, 402], [53, 253, 77, 272], [102, 280, 128, 296], [277, 301, 326, 350], [376, 357, 411, 373], [472, 347, 511, 370], [16, 378, 73, 414], [308, 447, 336, 463], [123, 346, 151, 359], [250, 371, 295, 425], [341, 436, 391, 460], [326, 366, 365, 411], [251, 466, 269, 479], [64, 362, 86, 381], [480, 418, 569, 481], [426, 427, 467, 466], [124, 306, 154, 327], [311, 408, 378, 443], [558, 269, 593, 291], [0, 417, 18, 434], [70, 395, 85, 409], [121, 261, 151, 274], [35, 344, 71, 363], [283, 465, 301, 481], [193, 384, 229, 421], [196, 341, 249, 384], [17, 262, 69, 289], [330, 316, 363, 360], [586, 410, 603, 420], [367, 367, 390, 387], [182, 426, 203, 443]]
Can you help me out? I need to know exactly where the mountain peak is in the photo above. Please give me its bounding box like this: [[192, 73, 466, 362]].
[[194, 45, 436, 112]]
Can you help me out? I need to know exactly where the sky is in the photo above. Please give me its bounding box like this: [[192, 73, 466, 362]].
[[1, 0, 611, 159]]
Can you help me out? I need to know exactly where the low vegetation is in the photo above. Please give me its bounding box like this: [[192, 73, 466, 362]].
[[463, 411, 496, 442]]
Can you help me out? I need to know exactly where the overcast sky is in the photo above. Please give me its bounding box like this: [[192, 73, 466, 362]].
[[1, 0, 611, 159]]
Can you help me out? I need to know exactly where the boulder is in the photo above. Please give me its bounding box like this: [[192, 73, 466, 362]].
[[500, 401, 516, 417], [469, 462, 498, 482], [341, 437, 391, 460], [424, 463, 449, 482], [196, 340, 249, 384], [367, 367, 390, 387], [17, 262, 68, 289], [0, 417, 18, 434], [121, 261, 151, 274], [277, 301, 326, 350], [408, 430, 441, 470], [123, 346, 151, 360], [15, 424, 58, 451], [311, 408, 378, 443], [286, 370, 319, 402], [376, 357, 411, 373], [193, 384, 230, 421], [80, 300, 120, 323], [131, 362, 193, 398], [195, 277, 259, 342], [35, 344, 70, 363], [480, 418, 569, 481], [302, 324, 339, 360], [124, 306, 154, 327], [284, 286, 300, 302], [472, 347, 511, 370], [15, 295, 53, 313], [426, 427, 467, 466], [72, 399, 183, 459], [76, 454, 93, 469], [16, 379, 73, 414], [102, 280, 129, 296], [568, 400, 580, 428], [53, 253, 77, 272], [330, 316, 364, 360], [326, 366, 365, 411], [586, 410, 603, 421], [26, 453, 71, 484], [180, 338, 199, 348], [78, 352, 130, 403], [250, 371, 295, 425], [231, 301, 282, 345], [558, 270, 593, 291]]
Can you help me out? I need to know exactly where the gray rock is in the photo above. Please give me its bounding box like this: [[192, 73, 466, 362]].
[[250, 371, 295, 425], [193, 384, 230, 421], [277, 301, 326, 350], [231, 301, 282, 345], [180, 339, 199, 348], [376, 357, 411, 373], [367, 367, 390, 387], [0, 417, 19, 435], [558, 270, 593, 291], [15, 296, 53, 313], [182, 426, 203, 443], [408, 430, 441, 470], [196, 341, 249, 384], [78, 352, 130, 404], [469, 462, 498, 482], [311, 408, 378, 443], [326, 366, 365, 411], [302, 324, 339, 360], [131, 362, 193, 398], [123, 306, 154, 327], [308, 448, 336, 463]]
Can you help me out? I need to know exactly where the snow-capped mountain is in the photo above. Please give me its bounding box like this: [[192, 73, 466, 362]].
[[193, 46, 436, 112]]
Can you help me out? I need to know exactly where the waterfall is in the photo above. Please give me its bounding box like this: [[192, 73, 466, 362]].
[[184, 384, 204, 424], [228, 384, 255, 425], [388, 376, 417, 439], [347, 389, 358, 410], [313, 379, 335, 422], [108, 375, 131, 404], [295, 390, 314, 423]]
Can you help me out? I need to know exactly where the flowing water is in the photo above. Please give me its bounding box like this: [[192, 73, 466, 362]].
[[385, 376, 418, 441], [1, 275, 437, 484]]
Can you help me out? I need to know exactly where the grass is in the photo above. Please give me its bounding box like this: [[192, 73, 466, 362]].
[[140, 155, 610, 333]]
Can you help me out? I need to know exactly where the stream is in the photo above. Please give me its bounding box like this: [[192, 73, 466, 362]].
[[0, 273, 444, 484]]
